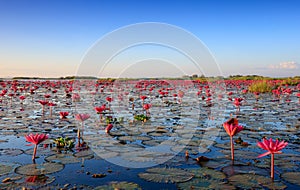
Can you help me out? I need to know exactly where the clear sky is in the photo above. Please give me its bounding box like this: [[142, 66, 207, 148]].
[[0, 0, 299, 78]]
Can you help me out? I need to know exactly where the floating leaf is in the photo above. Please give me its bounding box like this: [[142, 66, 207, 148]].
[[0, 163, 14, 176], [0, 148, 24, 156], [45, 153, 81, 164], [15, 162, 64, 175], [138, 167, 194, 183], [94, 181, 142, 190], [189, 167, 226, 180], [222, 164, 269, 176], [73, 149, 94, 158], [229, 174, 286, 189], [177, 178, 235, 190], [281, 172, 300, 186]]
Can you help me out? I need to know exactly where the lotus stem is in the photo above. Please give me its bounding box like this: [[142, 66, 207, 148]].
[[32, 144, 37, 160], [42, 105, 45, 116], [230, 136, 234, 160], [77, 129, 81, 139], [271, 153, 274, 180], [49, 107, 52, 117]]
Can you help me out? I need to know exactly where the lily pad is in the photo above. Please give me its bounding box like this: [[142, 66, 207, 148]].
[[229, 174, 287, 189], [45, 153, 81, 164], [94, 181, 142, 190], [188, 167, 226, 180], [73, 149, 94, 158], [138, 167, 194, 183], [222, 164, 269, 176], [15, 162, 64, 175], [0, 148, 24, 156], [0, 163, 14, 176], [177, 178, 235, 190], [281, 172, 300, 186]]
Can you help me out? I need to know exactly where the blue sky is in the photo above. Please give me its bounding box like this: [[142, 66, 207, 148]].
[[0, 0, 299, 78]]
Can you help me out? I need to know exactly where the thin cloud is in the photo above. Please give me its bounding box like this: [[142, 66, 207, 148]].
[[269, 61, 299, 69]]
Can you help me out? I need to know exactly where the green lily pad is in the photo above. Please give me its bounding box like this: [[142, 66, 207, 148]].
[[0, 163, 14, 176], [188, 167, 226, 180], [0, 148, 24, 156], [229, 174, 287, 189], [15, 162, 64, 175], [281, 172, 300, 186], [222, 164, 269, 176], [94, 181, 142, 190], [73, 149, 94, 158], [45, 153, 80, 164], [138, 167, 194, 183], [177, 178, 235, 190]]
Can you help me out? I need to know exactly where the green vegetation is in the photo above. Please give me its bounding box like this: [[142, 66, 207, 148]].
[[280, 77, 299, 86], [248, 80, 275, 93], [134, 114, 150, 122], [53, 137, 74, 150]]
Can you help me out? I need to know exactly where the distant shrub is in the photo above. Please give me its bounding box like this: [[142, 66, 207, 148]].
[[248, 80, 274, 93], [280, 78, 299, 86]]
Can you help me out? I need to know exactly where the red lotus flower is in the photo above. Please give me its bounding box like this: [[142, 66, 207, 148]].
[[140, 95, 147, 101], [94, 105, 106, 114], [59, 111, 69, 119], [257, 138, 288, 179], [242, 89, 248, 94], [105, 124, 113, 133], [143, 103, 152, 110], [25, 133, 48, 160], [38, 100, 49, 106], [19, 95, 26, 101], [234, 98, 243, 107], [106, 96, 113, 102], [38, 100, 49, 116], [257, 138, 288, 158], [223, 118, 243, 160], [48, 102, 56, 107], [223, 118, 243, 137]]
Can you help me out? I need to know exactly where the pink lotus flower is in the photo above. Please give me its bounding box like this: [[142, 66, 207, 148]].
[[75, 113, 90, 139], [233, 98, 243, 110], [105, 124, 113, 133], [48, 102, 56, 117], [38, 100, 49, 116], [59, 111, 69, 119], [72, 93, 81, 102], [223, 118, 243, 160], [75, 113, 90, 122], [257, 138, 288, 179], [25, 133, 48, 160]]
